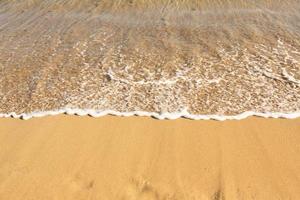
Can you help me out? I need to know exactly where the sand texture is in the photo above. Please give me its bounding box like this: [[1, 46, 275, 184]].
[[1, 0, 300, 117], [0, 116, 299, 200]]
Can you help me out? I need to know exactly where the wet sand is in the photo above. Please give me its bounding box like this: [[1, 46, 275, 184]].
[[0, 116, 299, 199], [1, 0, 300, 116]]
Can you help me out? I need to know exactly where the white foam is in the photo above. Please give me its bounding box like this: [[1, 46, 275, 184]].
[[0, 108, 300, 120], [282, 68, 300, 85]]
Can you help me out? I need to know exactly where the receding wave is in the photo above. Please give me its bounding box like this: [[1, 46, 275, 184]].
[[0, 0, 300, 119]]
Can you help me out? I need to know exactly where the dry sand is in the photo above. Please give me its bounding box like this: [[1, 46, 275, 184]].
[[0, 116, 299, 200]]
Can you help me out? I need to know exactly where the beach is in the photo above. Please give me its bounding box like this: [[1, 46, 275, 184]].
[[0, 116, 299, 199], [1, 1, 300, 199]]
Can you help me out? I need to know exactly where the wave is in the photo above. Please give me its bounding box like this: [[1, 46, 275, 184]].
[[1, 109, 300, 120], [1, 0, 300, 120]]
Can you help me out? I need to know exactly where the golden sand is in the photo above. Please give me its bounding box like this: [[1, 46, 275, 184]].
[[0, 116, 299, 199]]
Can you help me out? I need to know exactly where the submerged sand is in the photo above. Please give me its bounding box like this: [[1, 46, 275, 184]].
[[0, 116, 299, 200], [1, 0, 300, 117]]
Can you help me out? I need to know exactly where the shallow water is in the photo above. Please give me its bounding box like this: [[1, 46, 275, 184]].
[[0, 0, 300, 119]]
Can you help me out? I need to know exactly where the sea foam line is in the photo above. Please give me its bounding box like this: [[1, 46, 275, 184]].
[[0, 108, 300, 120]]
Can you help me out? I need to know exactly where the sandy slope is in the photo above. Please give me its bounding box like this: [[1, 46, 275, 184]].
[[0, 116, 299, 200]]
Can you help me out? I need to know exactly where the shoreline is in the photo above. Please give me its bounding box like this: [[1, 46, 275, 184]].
[[1, 108, 300, 120]]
